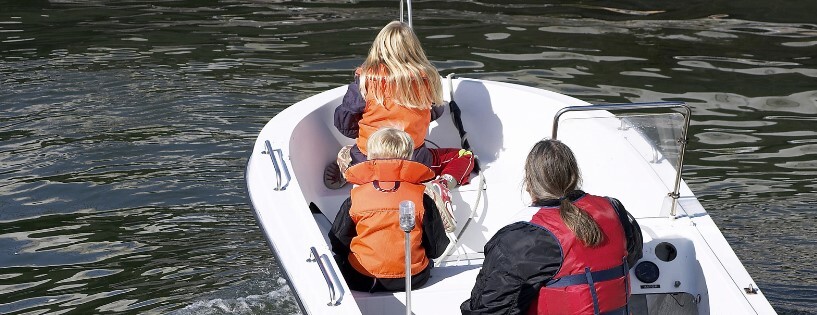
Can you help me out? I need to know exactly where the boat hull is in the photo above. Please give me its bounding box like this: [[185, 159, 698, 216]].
[[246, 78, 776, 314]]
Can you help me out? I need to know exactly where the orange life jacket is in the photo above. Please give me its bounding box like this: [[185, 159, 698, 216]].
[[527, 195, 630, 315], [354, 67, 434, 156], [344, 159, 436, 278]]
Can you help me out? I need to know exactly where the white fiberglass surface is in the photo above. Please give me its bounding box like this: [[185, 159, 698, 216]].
[[250, 78, 772, 314], [285, 77, 696, 265]]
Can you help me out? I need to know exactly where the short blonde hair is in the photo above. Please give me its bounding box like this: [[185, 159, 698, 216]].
[[367, 127, 414, 160]]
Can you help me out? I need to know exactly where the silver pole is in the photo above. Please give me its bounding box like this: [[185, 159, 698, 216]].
[[406, 0, 412, 28], [399, 0, 413, 28], [399, 200, 415, 315], [404, 230, 411, 314]]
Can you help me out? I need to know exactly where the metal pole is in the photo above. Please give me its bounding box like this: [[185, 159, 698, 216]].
[[406, 0, 412, 28], [399, 200, 415, 315], [404, 230, 411, 315], [399, 0, 413, 28]]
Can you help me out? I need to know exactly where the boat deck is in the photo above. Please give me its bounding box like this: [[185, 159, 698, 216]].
[[247, 78, 776, 314]]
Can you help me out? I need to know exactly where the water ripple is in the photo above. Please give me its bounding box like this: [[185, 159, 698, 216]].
[[1, 1, 816, 314], [473, 51, 644, 62]]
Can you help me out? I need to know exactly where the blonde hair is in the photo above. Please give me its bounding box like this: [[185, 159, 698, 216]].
[[524, 140, 604, 246], [367, 127, 414, 160], [359, 21, 444, 110]]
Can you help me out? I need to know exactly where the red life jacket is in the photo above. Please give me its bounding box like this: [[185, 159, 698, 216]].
[[527, 194, 630, 315], [344, 159, 436, 278]]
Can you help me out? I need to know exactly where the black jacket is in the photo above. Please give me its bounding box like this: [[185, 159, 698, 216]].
[[333, 77, 444, 139]]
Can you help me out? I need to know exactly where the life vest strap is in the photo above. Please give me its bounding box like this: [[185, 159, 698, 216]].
[[545, 262, 627, 288], [585, 267, 601, 315], [599, 305, 628, 315], [372, 180, 401, 192], [622, 257, 630, 315]]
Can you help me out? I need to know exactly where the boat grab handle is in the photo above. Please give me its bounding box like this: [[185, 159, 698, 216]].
[[308, 246, 345, 306], [263, 140, 291, 191]]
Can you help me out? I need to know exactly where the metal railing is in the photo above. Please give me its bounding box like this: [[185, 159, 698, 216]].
[[552, 102, 691, 217]]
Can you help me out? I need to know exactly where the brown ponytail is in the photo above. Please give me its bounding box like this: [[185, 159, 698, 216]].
[[524, 140, 604, 246], [558, 198, 604, 246]]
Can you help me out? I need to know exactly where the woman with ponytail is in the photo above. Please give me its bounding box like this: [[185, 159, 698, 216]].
[[461, 139, 643, 315]]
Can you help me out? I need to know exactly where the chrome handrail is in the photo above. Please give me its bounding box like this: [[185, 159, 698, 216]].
[[263, 140, 291, 191], [308, 247, 345, 306], [551, 102, 691, 217]]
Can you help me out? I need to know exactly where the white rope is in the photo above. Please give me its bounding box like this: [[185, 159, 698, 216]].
[[435, 168, 485, 267], [435, 73, 484, 266]]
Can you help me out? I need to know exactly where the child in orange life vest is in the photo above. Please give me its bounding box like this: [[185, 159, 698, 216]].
[[328, 128, 451, 292], [328, 21, 476, 231]]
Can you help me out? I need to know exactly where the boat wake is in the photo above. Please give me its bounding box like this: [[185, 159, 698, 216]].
[[174, 278, 301, 315]]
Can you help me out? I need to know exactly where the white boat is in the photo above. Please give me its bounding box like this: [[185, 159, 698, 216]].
[[245, 75, 777, 314]]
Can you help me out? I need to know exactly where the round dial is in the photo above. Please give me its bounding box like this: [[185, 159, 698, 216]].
[[634, 261, 660, 283]]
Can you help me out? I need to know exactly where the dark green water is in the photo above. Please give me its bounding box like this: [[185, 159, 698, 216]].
[[1, 1, 815, 314]]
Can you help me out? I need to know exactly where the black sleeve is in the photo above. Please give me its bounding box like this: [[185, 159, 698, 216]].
[[328, 197, 356, 258], [608, 197, 644, 267], [461, 222, 562, 315], [333, 80, 365, 139], [421, 194, 450, 258]]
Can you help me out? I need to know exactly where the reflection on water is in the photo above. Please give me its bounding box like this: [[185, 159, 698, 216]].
[[1, 1, 816, 314]]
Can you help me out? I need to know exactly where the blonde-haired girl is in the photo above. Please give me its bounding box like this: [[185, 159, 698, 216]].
[[334, 20, 444, 165]]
